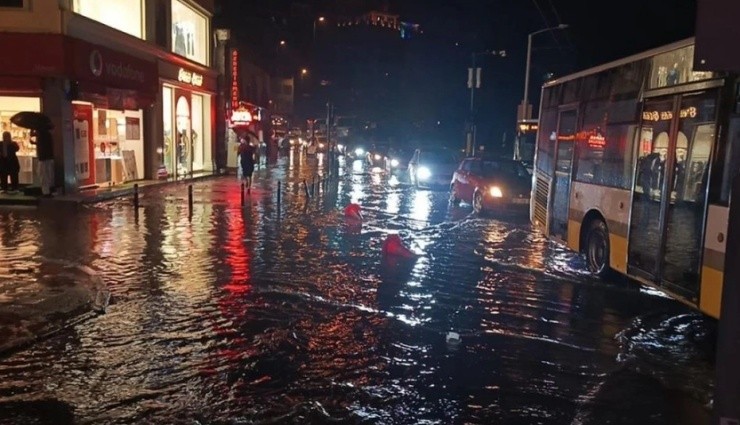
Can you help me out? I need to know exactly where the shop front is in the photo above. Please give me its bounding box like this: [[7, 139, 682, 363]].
[[157, 60, 216, 179], [0, 33, 158, 193], [68, 37, 158, 188]]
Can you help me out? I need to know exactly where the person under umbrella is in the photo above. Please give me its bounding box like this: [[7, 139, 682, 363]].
[[0, 131, 21, 193]]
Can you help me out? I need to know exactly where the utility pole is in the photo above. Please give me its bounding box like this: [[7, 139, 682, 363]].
[[467, 50, 505, 157]]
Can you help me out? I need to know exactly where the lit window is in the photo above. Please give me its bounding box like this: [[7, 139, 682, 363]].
[[73, 0, 144, 39], [171, 0, 208, 65]]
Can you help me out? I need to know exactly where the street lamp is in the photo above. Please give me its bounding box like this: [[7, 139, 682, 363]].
[[514, 24, 568, 161], [313, 16, 325, 41], [519, 24, 568, 122], [467, 49, 506, 156]]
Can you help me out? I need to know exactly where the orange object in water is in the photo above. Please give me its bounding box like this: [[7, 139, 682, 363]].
[[382, 234, 416, 258], [344, 203, 363, 221]]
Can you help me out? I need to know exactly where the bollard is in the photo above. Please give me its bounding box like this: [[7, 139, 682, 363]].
[[277, 181, 282, 207], [133, 183, 139, 209], [312, 176, 316, 196], [240, 182, 245, 206], [303, 180, 310, 198], [188, 184, 193, 218]]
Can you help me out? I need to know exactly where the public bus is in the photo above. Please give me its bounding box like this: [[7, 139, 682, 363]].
[[530, 37, 739, 319]]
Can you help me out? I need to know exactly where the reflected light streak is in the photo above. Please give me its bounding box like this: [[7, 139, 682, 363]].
[[352, 159, 363, 173], [410, 189, 432, 223], [351, 181, 364, 204], [386, 191, 400, 215]]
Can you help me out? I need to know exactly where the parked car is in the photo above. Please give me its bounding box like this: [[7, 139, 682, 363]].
[[449, 157, 531, 214], [408, 147, 462, 189]]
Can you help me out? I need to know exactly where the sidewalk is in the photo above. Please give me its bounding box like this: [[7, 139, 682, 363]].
[[0, 171, 221, 207]]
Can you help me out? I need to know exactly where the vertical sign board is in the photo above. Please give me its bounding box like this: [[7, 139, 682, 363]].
[[72, 103, 95, 187], [694, 0, 740, 71]]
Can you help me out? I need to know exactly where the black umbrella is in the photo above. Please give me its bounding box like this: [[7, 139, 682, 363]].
[[10, 111, 52, 130]]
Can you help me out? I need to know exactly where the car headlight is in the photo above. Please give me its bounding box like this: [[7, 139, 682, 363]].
[[355, 148, 365, 156], [417, 166, 432, 180], [390, 158, 399, 167], [319, 143, 325, 149], [489, 186, 503, 198], [374, 154, 382, 160]]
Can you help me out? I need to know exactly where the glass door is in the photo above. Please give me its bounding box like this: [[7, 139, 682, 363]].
[[549, 108, 577, 240], [661, 90, 717, 300], [175, 91, 192, 177], [629, 96, 676, 278]]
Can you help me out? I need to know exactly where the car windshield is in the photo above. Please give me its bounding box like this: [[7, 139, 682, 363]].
[[481, 160, 529, 178], [422, 150, 459, 164]]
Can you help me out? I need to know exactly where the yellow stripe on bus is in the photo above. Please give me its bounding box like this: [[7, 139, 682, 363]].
[[700, 266, 723, 319], [609, 234, 627, 274], [567, 220, 581, 252]]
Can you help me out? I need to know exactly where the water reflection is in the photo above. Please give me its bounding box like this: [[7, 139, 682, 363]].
[[0, 158, 712, 424]]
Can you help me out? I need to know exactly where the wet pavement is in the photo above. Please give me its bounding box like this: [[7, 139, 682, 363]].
[[0, 150, 716, 424]]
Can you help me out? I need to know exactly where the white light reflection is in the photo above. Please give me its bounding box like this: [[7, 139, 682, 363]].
[[352, 159, 363, 174], [388, 174, 400, 187], [386, 191, 400, 215], [410, 188, 432, 223], [371, 171, 382, 185], [350, 180, 364, 204]]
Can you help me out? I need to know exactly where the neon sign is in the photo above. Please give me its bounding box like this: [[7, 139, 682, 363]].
[[231, 49, 239, 109], [177, 68, 203, 86]]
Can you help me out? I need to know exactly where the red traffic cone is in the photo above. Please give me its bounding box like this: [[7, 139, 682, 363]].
[[382, 234, 417, 259], [344, 203, 363, 221]]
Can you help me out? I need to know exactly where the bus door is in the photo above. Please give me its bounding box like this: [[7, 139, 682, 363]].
[[628, 91, 717, 300], [549, 108, 577, 241]]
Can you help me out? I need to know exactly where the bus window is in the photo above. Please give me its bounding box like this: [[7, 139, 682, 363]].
[[535, 108, 558, 176], [721, 117, 740, 203]]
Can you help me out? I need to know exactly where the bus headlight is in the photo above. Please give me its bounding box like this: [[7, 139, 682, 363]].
[[489, 186, 503, 198], [390, 158, 399, 167], [417, 166, 432, 180]]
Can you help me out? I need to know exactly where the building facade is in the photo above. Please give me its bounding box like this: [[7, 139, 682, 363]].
[[0, 0, 217, 194]]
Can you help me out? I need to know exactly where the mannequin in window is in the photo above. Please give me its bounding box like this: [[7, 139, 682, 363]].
[[174, 24, 186, 56]]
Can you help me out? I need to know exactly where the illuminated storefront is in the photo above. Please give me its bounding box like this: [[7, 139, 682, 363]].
[[158, 61, 216, 179], [0, 32, 157, 192]]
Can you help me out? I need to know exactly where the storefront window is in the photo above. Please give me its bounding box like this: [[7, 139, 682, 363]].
[[171, 0, 208, 65], [86, 104, 145, 186], [73, 0, 144, 39], [162, 85, 213, 177], [0, 96, 40, 186]]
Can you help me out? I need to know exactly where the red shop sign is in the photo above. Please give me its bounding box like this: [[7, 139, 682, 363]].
[[67, 38, 158, 95]]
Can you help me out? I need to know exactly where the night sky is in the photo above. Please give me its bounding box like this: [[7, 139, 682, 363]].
[[216, 0, 698, 151]]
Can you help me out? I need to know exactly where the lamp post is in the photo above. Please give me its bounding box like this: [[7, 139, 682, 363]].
[[514, 23, 568, 160], [467, 49, 506, 156], [313, 16, 325, 41]]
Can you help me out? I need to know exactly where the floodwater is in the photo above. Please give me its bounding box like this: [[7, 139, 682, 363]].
[[0, 152, 716, 424]]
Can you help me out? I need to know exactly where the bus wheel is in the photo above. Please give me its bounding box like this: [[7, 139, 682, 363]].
[[586, 219, 611, 278], [449, 184, 461, 206]]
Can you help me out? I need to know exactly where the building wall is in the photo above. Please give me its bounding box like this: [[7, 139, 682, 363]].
[[0, 0, 62, 33]]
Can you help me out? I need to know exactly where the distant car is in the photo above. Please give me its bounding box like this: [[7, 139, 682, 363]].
[[408, 147, 462, 188], [449, 157, 531, 214]]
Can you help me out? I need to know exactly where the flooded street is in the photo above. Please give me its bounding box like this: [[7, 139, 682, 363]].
[[0, 154, 715, 424]]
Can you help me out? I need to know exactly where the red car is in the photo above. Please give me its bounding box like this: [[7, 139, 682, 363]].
[[449, 157, 532, 214]]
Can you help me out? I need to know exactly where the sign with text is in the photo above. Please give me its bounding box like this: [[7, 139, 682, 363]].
[[72, 103, 95, 187]]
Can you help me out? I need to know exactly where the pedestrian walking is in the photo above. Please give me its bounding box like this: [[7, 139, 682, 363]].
[[30, 127, 54, 197], [0, 131, 21, 193], [238, 137, 256, 192]]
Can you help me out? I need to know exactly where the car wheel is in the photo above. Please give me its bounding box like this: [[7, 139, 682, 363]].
[[585, 219, 611, 278], [449, 184, 461, 206], [472, 191, 484, 214]]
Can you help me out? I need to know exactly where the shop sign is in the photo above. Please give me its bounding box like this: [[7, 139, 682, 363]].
[[231, 49, 239, 109], [642, 107, 698, 122], [230, 103, 253, 128], [70, 38, 158, 94], [587, 134, 606, 148], [177, 68, 203, 86]]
